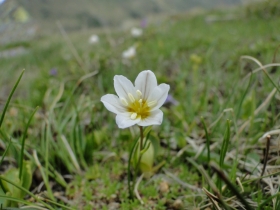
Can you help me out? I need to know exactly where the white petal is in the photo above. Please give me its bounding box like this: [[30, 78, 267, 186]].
[[148, 84, 170, 111], [122, 47, 136, 59], [116, 113, 140, 129], [101, 94, 126, 114], [137, 109, 163, 126], [114, 75, 137, 99], [135, 70, 157, 100]]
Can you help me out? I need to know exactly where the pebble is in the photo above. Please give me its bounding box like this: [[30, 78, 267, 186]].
[[172, 199, 183, 209], [159, 181, 169, 193]]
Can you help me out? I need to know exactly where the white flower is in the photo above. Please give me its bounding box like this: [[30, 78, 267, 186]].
[[131, 27, 143, 37], [101, 70, 170, 129], [88, 34, 99, 44], [122, 46, 136, 59]]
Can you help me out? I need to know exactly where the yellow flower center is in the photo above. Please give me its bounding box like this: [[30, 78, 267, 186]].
[[121, 90, 157, 120]]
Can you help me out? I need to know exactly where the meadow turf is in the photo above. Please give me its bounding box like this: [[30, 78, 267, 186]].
[[1, 2, 280, 209]]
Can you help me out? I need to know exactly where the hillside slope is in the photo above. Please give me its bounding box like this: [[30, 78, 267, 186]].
[[11, 0, 241, 31]]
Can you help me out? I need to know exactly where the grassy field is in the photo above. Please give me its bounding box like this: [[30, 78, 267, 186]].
[[16, 0, 239, 31], [1, 1, 280, 209]]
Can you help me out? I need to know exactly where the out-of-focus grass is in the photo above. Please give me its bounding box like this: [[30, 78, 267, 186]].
[[1, 1, 280, 209]]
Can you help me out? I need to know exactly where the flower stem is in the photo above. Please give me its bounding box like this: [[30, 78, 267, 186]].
[[132, 126, 145, 192], [127, 138, 138, 200], [139, 126, 144, 151], [127, 151, 134, 200], [135, 126, 144, 179], [127, 130, 142, 200], [127, 126, 145, 201]]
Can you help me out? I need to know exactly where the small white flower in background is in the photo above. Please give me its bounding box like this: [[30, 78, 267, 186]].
[[88, 34, 99, 44], [101, 70, 170, 129], [122, 46, 136, 59], [131, 27, 143, 37]]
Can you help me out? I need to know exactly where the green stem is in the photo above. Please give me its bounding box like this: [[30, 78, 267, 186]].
[[127, 126, 145, 200], [127, 134, 140, 200], [139, 126, 144, 151], [132, 127, 147, 199], [134, 126, 144, 184]]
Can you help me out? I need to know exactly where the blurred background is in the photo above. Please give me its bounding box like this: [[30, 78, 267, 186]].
[[0, 0, 247, 42]]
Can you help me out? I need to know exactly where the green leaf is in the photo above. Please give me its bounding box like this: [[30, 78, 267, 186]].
[[0, 187, 9, 207], [0, 162, 33, 207], [139, 141, 154, 173], [1, 169, 21, 207], [20, 161, 33, 193]]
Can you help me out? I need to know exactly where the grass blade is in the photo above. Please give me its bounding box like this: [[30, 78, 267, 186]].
[[0, 70, 24, 128], [33, 150, 55, 201], [236, 72, 253, 118], [211, 161, 254, 210], [201, 117, 211, 164], [0, 138, 12, 167], [187, 158, 231, 209], [219, 120, 231, 169], [218, 119, 231, 191], [19, 106, 39, 180]]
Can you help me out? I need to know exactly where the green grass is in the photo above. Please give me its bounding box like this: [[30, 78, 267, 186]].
[[1, 1, 280, 209], [13, 0, 239, 33]]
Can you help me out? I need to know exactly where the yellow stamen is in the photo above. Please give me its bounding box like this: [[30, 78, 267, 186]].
[[130, 113, 137, 120], [136, 90, 142, 97], [128, 93, 135, 102], [120, 98, 128, 106], [125, 90, 152, 120]]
